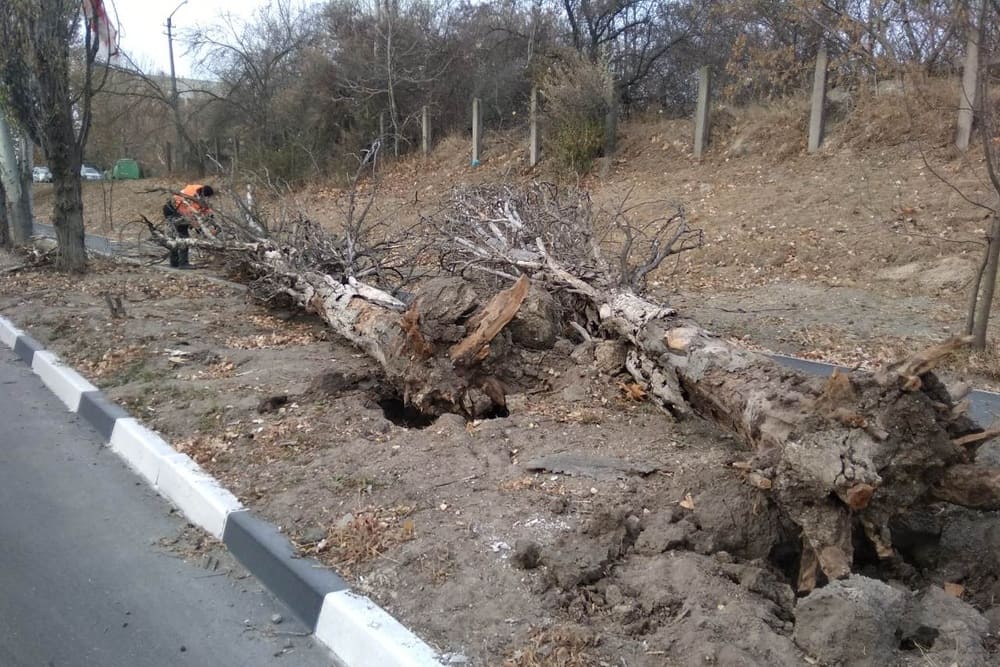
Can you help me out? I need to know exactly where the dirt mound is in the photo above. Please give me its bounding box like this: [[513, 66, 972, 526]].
[[877, 256, 977, 293]]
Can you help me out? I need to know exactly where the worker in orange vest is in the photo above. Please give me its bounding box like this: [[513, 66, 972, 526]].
[[162, 183, 214, 268]]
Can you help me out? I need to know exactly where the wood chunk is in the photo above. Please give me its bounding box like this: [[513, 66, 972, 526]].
[[449, 275, 529, 366]]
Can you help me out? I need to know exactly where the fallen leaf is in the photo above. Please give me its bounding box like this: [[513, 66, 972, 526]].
[[679, 493, 695, 510], [944, 582, 964, 598], [618, 382, 648, 401]]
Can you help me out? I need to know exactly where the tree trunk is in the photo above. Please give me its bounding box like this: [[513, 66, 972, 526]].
[[0, 111, 33, 245], [972, 215, 1000, 349], [143, 225, 524, 418], [0, 177, 10, 248], [144, 188, 1000, 591], [505, 240, 988, 589], [49, 157, 87, 272]]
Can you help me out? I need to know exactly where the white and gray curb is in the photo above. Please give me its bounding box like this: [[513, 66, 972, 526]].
[[0, 313, 444, 667]]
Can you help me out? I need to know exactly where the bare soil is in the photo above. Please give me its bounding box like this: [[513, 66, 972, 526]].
[[9, 86, 1000, 664]]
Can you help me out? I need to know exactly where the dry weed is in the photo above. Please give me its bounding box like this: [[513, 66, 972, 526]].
[[321, 506, 415, 572], [503, 626, 599, 667], [76, 344, 148, 379]]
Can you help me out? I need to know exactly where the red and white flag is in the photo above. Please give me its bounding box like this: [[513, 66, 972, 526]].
[[82, 0, 120, 63]]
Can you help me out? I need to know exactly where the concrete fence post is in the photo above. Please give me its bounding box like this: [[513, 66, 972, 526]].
[[693, 66, 712, 159], [808, 42, 829, 153], [529, 87, 539, 167], [421, 106, 431, 156], [956, 15, 980, 151], [472, 98, 482, 166]]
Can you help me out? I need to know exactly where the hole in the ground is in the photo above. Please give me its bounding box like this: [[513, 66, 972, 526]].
[[851, 521, 882, 579], [899, 625, 939, 651], [768, 533, 802, 584], [377, 397, 438, 429], [480, 404, 510, 419]]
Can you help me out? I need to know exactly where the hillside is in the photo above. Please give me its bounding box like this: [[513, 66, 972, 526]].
[[35, 78, 999, 385]]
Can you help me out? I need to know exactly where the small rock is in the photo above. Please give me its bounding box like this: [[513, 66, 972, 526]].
[[300, 526, 326, 543], [561, 383, 589, 403], [570, 341, 595, 364], [435, 413, 468, 433], [512, 539, 542, 570], [984, 606, 1000, 635], [793, 575, 906, 666], [593, 340, 627, 375], [270, 613, 283, 625], [549, 497, 568, 515], [624, 515, 642, 539], [604, 583, 625, 607]]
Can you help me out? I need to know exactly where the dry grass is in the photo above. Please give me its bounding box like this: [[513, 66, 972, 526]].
[[319, 506, 415, 572], [503, 626, 600, 667], [835, 72, 958, 150]]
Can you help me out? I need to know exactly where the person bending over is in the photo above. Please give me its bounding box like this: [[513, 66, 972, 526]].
[[162, 183, 215, 268]]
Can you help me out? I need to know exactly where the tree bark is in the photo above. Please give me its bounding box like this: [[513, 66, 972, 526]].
[[972, 215, 1000, 349], [0, 111, 33, 246], [50, 157, 87, 273], [0, 176, 10, 248], [143, 226, 520, 419]]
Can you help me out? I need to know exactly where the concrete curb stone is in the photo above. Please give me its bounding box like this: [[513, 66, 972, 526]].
[[0, 314, 444, 667]]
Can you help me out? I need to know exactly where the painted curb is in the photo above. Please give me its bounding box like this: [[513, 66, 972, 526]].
[[316, 591, 444, 667], [109, 418, 185, 488], [0, 316, 22, 348], [223, 510, 349, 629], [13, 333, 43, 364], [31, 350, 98, 412], [0, 313, 444, 666], [79, 390, 130, 441], [155, 451, 243, 540]]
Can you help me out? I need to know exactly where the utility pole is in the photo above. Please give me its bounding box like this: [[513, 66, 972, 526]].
[[167, 0, 187, 174]]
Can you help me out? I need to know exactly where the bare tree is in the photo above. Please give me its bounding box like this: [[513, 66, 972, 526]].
[[961, 0, 1000, 350], [189, 0, 323, 179], [0, 0, 110, 271]]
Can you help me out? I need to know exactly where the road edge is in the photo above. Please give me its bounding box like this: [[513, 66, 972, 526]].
[[0, 314, 444, 667]]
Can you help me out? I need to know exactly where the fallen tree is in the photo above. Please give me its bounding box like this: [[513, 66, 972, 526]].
[[143, 180, 998, 589]]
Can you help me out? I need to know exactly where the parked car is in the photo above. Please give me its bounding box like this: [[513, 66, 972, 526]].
[[32, 166, 53, 183], [80, 165, 102, 181], [111, 158, 142, 180]]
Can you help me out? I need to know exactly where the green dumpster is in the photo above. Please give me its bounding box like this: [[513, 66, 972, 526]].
[[111, 158, 142, 180]]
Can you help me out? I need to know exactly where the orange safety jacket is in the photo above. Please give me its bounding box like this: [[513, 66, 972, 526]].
[[173, 184, 213, 218]]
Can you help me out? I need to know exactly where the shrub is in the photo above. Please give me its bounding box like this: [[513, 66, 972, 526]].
[[541, 55, 614, 174]]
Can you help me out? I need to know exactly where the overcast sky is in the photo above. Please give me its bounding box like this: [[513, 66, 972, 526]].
[[110, 0, 274, 78]]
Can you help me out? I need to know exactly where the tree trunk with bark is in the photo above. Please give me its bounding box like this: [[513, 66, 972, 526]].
[[50, 155, 87, 273], [144, 183, 1000, 591], [143, 224, 524, 419], [0, 111, 33, 246], [0, 176, 10, 248]]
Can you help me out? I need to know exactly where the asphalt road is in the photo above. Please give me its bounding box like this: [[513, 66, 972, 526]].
[[0, 348, 335, 667]]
